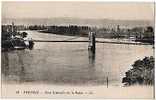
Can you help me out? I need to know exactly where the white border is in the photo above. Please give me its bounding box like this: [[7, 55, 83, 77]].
[[1, 0, 155, 2], [0, 0, 155, 100]]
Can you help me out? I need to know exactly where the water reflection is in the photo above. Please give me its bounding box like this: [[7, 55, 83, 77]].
[[2, 52, 9, 76], [2, 50, 35, 83], [17, 50, 26, 83], [88, 49, 96, 67]]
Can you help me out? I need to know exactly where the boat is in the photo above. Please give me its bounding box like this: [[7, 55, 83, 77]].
[[2, 22, 34, 52]]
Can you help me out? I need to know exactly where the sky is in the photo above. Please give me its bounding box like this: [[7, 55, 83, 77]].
[[2, 2, 154, 20]]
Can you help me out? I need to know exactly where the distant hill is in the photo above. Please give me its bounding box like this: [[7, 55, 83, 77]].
[[2, 17, 153, 28]]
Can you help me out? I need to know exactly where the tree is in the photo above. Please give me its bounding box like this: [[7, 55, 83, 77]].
[[21, 32, 28, 38], [122, 56, 154, 86], [146, 26, 154, 33]]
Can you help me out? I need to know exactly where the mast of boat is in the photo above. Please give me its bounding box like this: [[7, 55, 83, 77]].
[[11, 22, 14, 33], [11, 22, 16, 38]]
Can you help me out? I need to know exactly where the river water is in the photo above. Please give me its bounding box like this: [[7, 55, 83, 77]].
[[2, 31, 154, 86]]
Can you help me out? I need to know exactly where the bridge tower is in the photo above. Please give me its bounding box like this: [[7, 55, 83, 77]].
[[88, 31, 96, 53]]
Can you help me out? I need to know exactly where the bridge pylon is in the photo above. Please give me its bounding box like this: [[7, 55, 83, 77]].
[[88, 31, 96, 54]]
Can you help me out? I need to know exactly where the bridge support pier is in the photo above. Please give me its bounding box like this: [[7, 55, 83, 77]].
[[88, 32, 96, 67], [88, 32, 96, 54]]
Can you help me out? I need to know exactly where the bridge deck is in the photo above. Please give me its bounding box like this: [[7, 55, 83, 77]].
[[26, 40, 150, 45]]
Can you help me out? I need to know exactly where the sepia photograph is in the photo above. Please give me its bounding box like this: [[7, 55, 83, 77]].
[[1, 1, 155, 99]]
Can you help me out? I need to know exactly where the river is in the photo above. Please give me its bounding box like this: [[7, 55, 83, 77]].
[[2, 31, 154, 86]]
